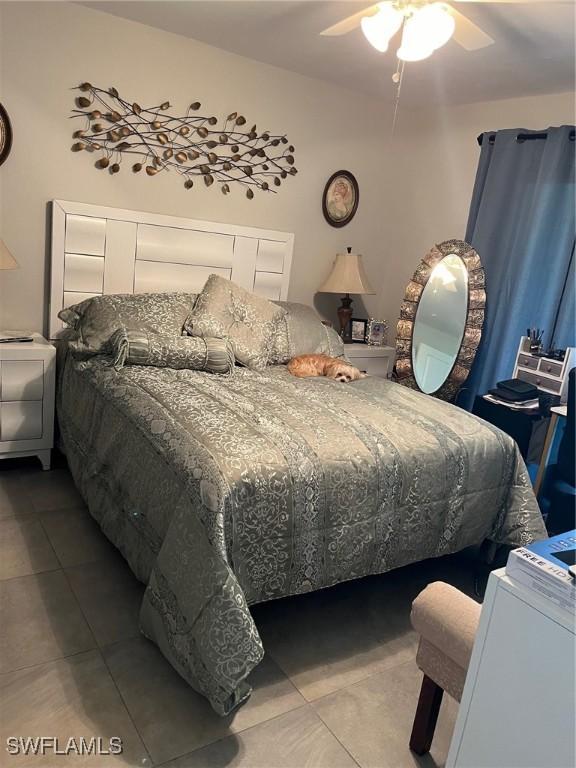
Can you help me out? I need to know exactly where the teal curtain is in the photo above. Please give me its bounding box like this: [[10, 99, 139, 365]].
[[461, 126, 575, 409]]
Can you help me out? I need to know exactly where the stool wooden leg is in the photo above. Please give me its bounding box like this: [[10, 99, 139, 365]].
[[409, 674, 444, 755]]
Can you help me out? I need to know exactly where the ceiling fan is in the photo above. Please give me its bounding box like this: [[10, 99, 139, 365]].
[[321, 0, 570, 62]]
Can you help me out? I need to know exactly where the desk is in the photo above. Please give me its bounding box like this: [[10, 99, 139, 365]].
[[472, 395, 545, 460], [534, 405, 567, 496]]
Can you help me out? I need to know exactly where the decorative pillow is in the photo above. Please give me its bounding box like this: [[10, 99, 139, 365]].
[[268, 301, 345, 365], [183, 274, 286, 371], [58, 292, 197, 356], [109, 328, 235, 374]]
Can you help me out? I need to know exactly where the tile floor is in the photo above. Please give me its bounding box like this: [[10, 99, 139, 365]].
[[0, 456, 479, 768]]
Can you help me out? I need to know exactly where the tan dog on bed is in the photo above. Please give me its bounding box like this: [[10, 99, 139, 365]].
[[287, 354, 366, 383]]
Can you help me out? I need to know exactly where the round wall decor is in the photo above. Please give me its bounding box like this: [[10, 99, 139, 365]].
[[0, 104, 12, 166], [322, 170, 359, 228]]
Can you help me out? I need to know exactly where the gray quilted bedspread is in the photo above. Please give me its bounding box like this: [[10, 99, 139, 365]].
[[58, 356, 545, 714]]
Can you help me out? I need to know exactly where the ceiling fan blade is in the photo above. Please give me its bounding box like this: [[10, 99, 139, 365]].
[[449, 7, 495, 50], [320, 3, 381, 36]]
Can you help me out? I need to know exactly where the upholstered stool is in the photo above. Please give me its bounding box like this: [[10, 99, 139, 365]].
[[409, 582, 481, 755]]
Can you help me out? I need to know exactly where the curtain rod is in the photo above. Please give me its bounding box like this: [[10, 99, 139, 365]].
[[478, 129, 576, 146]]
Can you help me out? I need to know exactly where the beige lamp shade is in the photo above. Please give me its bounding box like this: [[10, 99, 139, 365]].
[[0, 240, 18, 270], [319, 250, 375, 295]]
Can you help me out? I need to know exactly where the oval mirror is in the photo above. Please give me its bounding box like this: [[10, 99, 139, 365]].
[[395, 240, 486, 401], [412, 253, 468, 394]]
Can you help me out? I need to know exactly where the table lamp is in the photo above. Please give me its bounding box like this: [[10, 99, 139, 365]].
[[0, 240, 29, 341], [318, 247, 375, 339]]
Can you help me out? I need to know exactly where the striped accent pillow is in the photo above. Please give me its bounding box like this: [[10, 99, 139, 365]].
[[109, 328, 235, 375]]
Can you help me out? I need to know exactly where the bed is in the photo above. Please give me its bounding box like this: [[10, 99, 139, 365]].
[[51, 201, 545, 715]]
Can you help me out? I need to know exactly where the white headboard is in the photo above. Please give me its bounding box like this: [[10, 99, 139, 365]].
[[50, 199, 294, 338]]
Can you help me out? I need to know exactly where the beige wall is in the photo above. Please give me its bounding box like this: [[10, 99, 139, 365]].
[[0, 1, 392, 332], [1, 2, 574, 335]]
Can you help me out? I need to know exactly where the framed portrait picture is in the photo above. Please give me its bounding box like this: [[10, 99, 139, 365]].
[[0, 104, 12, 166], [350, 317, 367, 343], [366, 318, 388, 347], [322, 170, 359, 228]]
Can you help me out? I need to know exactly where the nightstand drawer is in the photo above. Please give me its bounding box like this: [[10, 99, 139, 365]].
[[1, 361, 44, 401], [351, 355, 390, 378], [344, 343, 394, 379], [0, 401, 43, 441]]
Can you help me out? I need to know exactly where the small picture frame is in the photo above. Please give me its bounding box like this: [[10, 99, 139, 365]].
[[350, 317, 368, 343], [366, 318, 388, 347]]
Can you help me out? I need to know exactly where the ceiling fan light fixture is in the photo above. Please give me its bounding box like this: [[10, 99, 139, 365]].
[[360, 2, 403, 53], [414, 3, 455, 50], [397, 14, 434, 62]]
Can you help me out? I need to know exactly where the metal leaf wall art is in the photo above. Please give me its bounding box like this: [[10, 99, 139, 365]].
[[71, 84, 297, 198]]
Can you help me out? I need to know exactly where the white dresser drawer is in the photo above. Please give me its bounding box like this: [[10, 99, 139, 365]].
[[517, 353, 538, 371], [0, 401, 43, 441], [517, 368, 563, 394], [344, 343, 394, 378], [538, 358, 563, 377], [1, 360, 44, 401], [352, 355, 391, 378]]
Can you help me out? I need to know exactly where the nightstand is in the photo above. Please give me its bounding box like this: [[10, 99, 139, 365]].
[[0, 333, 56, 470], [345, 343, 395, 378]]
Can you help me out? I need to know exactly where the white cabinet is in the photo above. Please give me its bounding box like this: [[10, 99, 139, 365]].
[[447, 569, 575, 768], [344, 343, 395, 378], [513, 336, 575, 402], [0, 335, 56, 470]]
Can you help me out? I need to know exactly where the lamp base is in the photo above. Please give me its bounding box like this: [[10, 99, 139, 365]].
[[337, 294, 353, 340]]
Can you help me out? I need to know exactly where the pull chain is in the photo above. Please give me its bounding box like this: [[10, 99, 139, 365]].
[[390, 59, 405, 137]]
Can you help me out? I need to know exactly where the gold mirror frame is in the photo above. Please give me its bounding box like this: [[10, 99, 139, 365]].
[[395, 239, 486, 401]]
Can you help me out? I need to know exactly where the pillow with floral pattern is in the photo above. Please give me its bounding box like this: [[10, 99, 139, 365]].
[[58, 292, 196, 356], [268, 301, 345, 364], [183, 274, 286, 371]]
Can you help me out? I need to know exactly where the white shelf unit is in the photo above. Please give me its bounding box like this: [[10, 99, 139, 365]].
[[512, 336, 575, 403]]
